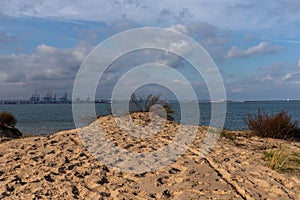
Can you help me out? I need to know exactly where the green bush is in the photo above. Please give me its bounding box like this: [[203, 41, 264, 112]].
[[0, 111, 17, 127], [245, 110, 300, 140], [130, 93, 174, 121]]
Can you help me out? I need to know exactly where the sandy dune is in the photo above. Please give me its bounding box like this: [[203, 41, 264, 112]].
[[0, 113, 299, 199]]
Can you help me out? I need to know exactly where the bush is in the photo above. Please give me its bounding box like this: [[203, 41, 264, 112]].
[[245, 110, 300, 140], [130, 93, 174, 121], [0, 111, 17, 127]]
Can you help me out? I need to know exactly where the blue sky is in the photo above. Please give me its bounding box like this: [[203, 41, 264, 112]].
[[0, 0, 300, 100]]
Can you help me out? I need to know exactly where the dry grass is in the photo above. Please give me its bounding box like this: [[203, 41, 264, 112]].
[[246, 110, 300, 140]]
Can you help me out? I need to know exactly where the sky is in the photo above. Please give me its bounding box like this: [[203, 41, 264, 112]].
[[0, 0, 300, 101]]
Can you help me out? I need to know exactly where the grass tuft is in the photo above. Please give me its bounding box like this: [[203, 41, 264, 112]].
[[130, 93, 174, 121], [264, 148, 289, 171], [220, 129, 236, 142]]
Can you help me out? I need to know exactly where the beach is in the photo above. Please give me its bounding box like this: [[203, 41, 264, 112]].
[[0, 112, 299, 199]]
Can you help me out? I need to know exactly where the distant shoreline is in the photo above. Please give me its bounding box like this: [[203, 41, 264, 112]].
[[1, 99, 300, 105]]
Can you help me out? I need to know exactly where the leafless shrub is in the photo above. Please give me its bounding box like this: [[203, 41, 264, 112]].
[[245, 110, 300, 140]]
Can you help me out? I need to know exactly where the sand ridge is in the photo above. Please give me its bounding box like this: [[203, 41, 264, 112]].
[[0, 112, 299, 199]]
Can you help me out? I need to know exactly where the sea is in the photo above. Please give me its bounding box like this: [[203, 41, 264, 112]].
[[1, 101, 300, 135]]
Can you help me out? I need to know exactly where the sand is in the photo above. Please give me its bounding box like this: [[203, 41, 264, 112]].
[[0, 112, 299, 199]]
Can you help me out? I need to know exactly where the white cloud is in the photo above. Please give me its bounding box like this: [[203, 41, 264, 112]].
[[226, 42, 283, 58], [169, 22, 230, 62], [281, 72, 300, 83], [283, 73, 292, 81], [205, 67, 218, 74], [232, 87, 244, 93], [298, 59, 300, 67], [173, 79, 188, 85], [246, 42, 282, 55], [257, 62, 300, 85], [169, 40, 189, 53], [225, 61, 300, 100], [168, 24, 188, 34]]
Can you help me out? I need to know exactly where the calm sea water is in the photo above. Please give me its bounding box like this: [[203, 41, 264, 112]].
[[1, 101, 300, 135]]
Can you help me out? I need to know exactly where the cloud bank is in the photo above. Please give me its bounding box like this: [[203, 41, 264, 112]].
[[0, 1, 299, 100], [0, 43, 90, 99], [1, 0, 300, 33]]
